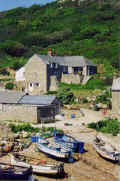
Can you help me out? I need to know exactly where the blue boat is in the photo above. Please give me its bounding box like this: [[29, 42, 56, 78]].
[[37, 137, 74, 163], [53, 129, 84, 153]]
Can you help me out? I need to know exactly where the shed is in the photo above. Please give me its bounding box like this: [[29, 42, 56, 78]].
[[0, 92, 60, 123]]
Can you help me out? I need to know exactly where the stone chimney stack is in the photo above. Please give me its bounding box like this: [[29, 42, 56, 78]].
[[48, 48, 53, 56]]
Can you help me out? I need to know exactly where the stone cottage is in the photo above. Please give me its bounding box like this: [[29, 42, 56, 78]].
[[15, 50, 97, 94], [112, 77, 120, 114], [0, 91, 60, 123]]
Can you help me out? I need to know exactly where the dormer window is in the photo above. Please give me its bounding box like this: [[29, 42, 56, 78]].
[[50, 63, 53, 68], [55, 64, 58, 68]]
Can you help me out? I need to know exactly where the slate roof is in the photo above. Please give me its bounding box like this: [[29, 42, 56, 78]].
[[0, 91, 24, 104], [33, 54, 95, 67], [18, 95, 56, 105], [112, 78, 120, 91]]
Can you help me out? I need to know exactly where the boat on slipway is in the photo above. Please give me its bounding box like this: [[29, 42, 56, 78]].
[[37, 137, 74, 163], [53, 130, 84, 153], [10, 154, 64, 176], [93, 136, 120, 163], [0, 162, 32, 180]]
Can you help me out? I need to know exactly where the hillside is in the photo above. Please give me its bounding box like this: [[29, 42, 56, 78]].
[[0, 0, 120, 70]]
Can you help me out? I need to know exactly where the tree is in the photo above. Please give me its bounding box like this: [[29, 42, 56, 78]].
[[2, 40, 25, 56]]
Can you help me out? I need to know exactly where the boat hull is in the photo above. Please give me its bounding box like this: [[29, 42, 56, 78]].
[[37, 143, 70, 162], [0, 164, 32, 180], [10, 154, 64, 176], [54, 132, 84, 153], [93, 144, 118, 163]]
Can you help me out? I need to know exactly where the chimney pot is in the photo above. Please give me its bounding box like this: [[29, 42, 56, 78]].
[[48, 48, 52, 56]]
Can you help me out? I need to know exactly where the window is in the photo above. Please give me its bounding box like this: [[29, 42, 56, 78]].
[[30, 83, 33, 87], [35, 83, 40, 87], [63, 66, 68, 73], [55, 64, 58, 68], [50, 63, 53, 68]]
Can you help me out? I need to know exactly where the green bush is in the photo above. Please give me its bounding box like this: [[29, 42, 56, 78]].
[[9, 123, 40, 133], [5, 82, 14, 90], [1, 40, 25, 56], [82, 97, 88, 104], [88, 119, 120, 136], [57, 87, 75, 104], [94, 90, 111, 107]]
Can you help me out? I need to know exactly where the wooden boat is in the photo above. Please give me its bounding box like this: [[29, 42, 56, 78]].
[[53, 130, 84, 153], [93, 137, 120, 162], [10, 154, 65, 176], [0, 162, 32, 180], [37, 137, 74, 162]]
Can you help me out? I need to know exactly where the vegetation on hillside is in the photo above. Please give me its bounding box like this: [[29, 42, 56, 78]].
[[0, 0, 120, 71]]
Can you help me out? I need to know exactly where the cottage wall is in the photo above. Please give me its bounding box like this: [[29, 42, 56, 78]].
[[25, 55, 47, 94], [0, 104, 37, 123]]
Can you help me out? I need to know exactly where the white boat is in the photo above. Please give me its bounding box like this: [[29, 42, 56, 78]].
[[10, 154, 64, 176], [37, 137, 73, 162], [93, 137, 120, 162]]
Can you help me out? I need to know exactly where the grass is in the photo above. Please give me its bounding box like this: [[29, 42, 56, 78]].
[[59, 78, 108, 97]]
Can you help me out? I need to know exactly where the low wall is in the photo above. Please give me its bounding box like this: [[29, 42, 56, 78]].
[[0, 104, 37, 123], [61, 73, 83, 84]]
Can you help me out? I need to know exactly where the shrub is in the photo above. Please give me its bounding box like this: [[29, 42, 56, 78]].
[[5, 82, 14, 90], [93, 104, 99, 111], [94, 90, 111, 107], [57, 87, 75, 104], [1, 40, 25, 56], [82, 97, 88, 104], [9, 123, 40, 133], [88, 118, 120, 136], [0, 69, 10, 76]]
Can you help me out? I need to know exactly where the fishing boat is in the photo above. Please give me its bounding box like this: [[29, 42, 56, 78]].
[[93, 137, 120, 162], [10, 154, 65, 176], [0, 162, 32, 180], [53, 130, 84, 153], [37, 137, 74, 162]]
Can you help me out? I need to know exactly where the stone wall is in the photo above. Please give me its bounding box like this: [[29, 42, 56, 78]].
[[112, 91, 120, 114], [61, 73, 83, 84], [25, 55, 47, 94], [49, 76, 58, 91], [0, 104, 37, 123]]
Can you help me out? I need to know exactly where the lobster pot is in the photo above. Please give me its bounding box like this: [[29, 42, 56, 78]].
[[77, 141, 84, 153], [31, 136, 39, 143], [71, 114, 75, 119]]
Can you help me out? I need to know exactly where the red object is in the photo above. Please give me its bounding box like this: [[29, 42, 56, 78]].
[[102, 109, 107, 115]]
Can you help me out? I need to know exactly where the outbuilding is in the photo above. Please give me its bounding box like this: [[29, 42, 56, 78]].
[[0, 91, 60, 123]]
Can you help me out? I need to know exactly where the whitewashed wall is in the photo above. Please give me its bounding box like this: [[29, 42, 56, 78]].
[[15, 67, 25, 81]]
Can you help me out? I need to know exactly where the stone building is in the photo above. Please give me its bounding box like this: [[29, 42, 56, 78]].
[[112, 77, 120, 114], [15, 51, 97, 94], [0, 91, 60, 123]]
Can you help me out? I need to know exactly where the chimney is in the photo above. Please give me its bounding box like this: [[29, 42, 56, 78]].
[[48, 48, 53, 56]]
